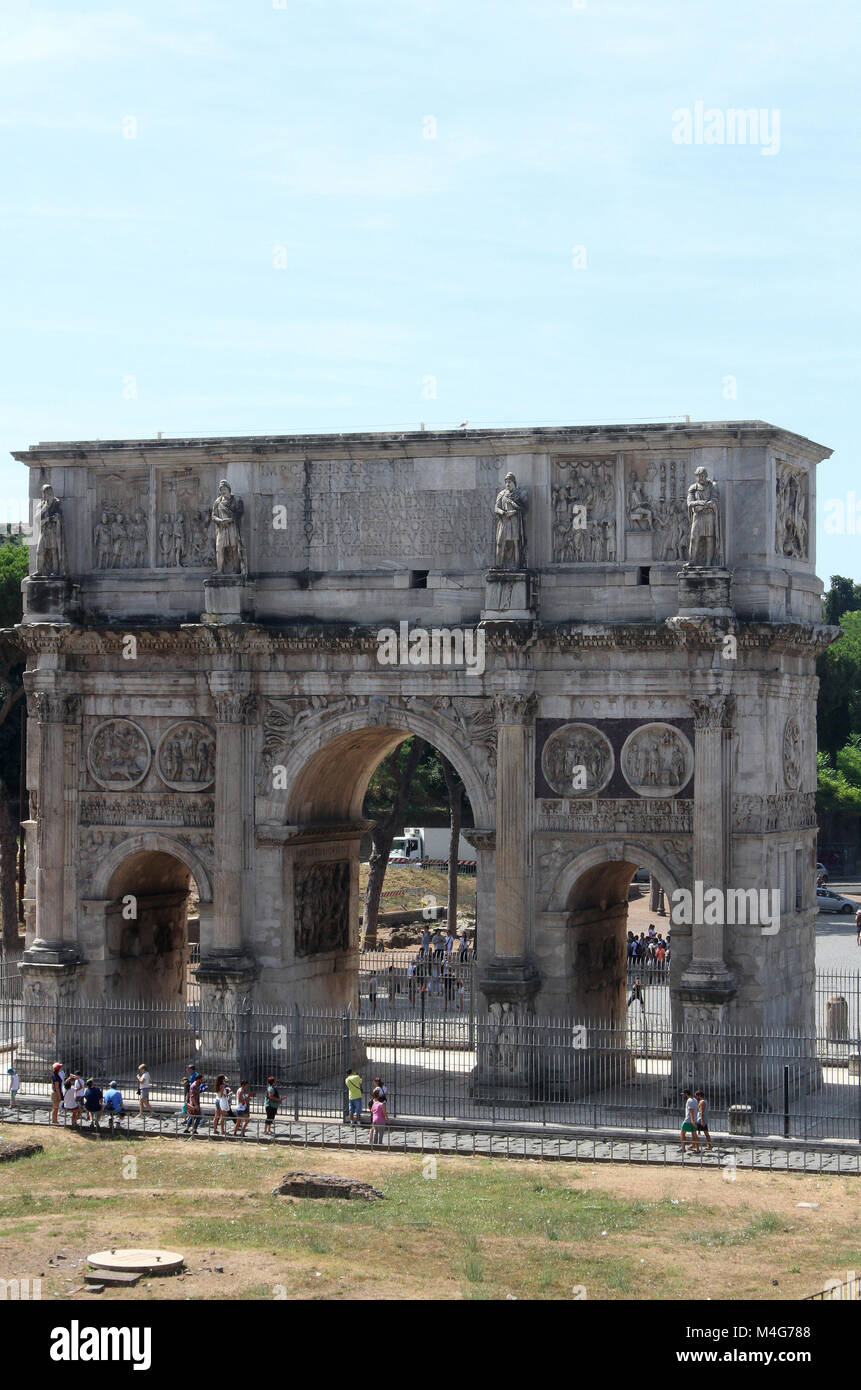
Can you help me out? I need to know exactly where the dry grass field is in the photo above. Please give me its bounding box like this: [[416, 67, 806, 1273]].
[[0, 1127, 857, 1301]]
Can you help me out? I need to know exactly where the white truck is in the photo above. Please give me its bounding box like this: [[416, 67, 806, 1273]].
[[389, 826, 475, 865]]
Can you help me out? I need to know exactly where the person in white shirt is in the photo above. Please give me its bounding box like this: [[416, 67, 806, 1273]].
[[6, 1068, 20, 1106], [63, 1074, 82, 1127], [137, 1063, 152, 1115]]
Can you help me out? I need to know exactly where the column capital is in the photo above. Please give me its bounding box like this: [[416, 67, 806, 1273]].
[[492, 692, 537, 726], [207, 674, 258, 724], [689, 693, 735, 730], [28, 691, 81, 725]]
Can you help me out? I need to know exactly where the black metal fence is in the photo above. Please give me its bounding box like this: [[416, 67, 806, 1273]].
[[1, 993, 860, 1142]]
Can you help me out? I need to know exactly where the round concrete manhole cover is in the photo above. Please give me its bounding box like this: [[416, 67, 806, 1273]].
[[88, 1248, 184, 1276]]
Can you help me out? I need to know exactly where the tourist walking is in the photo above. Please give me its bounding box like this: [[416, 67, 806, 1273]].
[[695, 1091, 713, 1150], [103, 1080, 125, 1135], [368, 972, 378, 1016], [233, 1080, 251, 1137], [83, 1078, 103, 1130], [212, 1074, 230, 1135], [6, 1067, 20, 1108], [407, 959, 417, 1006], [679, 1090, 700, 1154], [50, 1062, 65, 1124], [369, 1090, 388, 1146], [183, 1072, 203, 1136], [137, 1063, 152, 1115], [856, 906, 861, 946], [345, 1066, 363, 1126], [627, 975, 647, 1016], [264, 1075, 281, 1135]]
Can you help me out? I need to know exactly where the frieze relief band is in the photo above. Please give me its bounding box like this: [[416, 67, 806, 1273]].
[[537, 797, 694, 834], [80, 794, 215, 828], [733, 791, 816, 834]]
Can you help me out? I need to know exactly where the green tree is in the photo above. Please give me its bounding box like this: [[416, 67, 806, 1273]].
[[817, 609, 861, 759], [822, 574, 861, 627], [816, 738, 861, 817], [0, 536, 28, 950], [360, 737, 430, 949]]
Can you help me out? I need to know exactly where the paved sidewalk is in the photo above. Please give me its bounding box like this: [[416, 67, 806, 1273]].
[[3, 1098, 860, 1174]]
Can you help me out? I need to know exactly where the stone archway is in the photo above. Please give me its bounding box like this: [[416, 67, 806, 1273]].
[[91, 835, 211, 1002], [252, 707, 491, 1012], [542, 841, 685, 1022]]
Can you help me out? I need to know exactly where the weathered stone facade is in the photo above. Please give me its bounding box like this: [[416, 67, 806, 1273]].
[[12, 420, 834, 1038]]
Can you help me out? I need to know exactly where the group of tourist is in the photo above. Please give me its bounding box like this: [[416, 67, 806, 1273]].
[[181, 1067, 252, 1138], [627, 926, 670, 977], [344, 1068, 389, 1143], [365, 960, 467, 1012], [45, 1060, 146, 1132]]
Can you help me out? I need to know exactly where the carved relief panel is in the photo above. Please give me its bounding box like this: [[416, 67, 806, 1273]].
[[620, 723, 694, 797], [87, 718, 151, 789], [541, 723, 614, 797], [551, 457, 617, 562], [293, 859, 351, 956], [156, 721, 216, 791], [624, 453, 691, 562], [775, 461, 809, 560], [92, 472, 150, 570], [155, 469, 218, 568]]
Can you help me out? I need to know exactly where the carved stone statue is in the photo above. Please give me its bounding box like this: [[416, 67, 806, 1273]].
[[686, 467, 721, 567], [211, 480, 246, 576], [493, 472, 526, 569], [35, 484, 65, 576]]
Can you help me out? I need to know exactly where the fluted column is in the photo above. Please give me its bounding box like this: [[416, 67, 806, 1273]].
[[480, 692, 540, 1007], [679, 693, 736, 1006], [206, 674, 257, 967], [28, 689, 80, 953]]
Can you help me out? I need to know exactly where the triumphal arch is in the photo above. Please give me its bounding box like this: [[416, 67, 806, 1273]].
[[13, 421, 833, 1042]]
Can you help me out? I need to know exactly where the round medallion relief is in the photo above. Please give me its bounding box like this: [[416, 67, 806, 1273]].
[[156, 721, 216, 791], [87, 718, 151, 790], [541, 723, 614, 798], [783, 715, 802, 790], [620, 723, 693, 798]]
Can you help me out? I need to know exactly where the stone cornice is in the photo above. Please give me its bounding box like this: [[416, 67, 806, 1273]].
[[13, 419, 832, 465], [7, 618, 840, 660]]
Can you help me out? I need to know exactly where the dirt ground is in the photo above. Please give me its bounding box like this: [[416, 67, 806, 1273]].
[[0, 1126, 857, 1300]]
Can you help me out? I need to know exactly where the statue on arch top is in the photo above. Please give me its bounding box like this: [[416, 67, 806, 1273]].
[[211, 479, 247, 577], [493, 472, 527, 570], [686, 466, 721, 567], [35, 483, 65, 577]]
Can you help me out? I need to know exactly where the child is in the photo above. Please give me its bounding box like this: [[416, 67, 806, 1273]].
[[6, 1067, 20, 1107], [137, 1063, 152, 1115], [369, 1090, 388, 1146]]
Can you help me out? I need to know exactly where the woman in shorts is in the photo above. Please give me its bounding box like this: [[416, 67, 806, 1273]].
[[233, 1079, 251, 1137], [50, 1062, 64, 1124], [212, 1074, 229, 1135]]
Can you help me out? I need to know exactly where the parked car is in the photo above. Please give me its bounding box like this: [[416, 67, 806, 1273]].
[[815, 887, 857, 914], [816, 862, 830, 884]]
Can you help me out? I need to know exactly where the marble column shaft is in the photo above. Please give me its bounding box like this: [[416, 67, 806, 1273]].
[[492, 693, 535, 958], [208, 678, 257, 956], [690, 694, 735, 966]]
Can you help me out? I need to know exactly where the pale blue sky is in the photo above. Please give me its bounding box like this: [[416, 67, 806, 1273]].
[[2, 0, 859, 583]]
